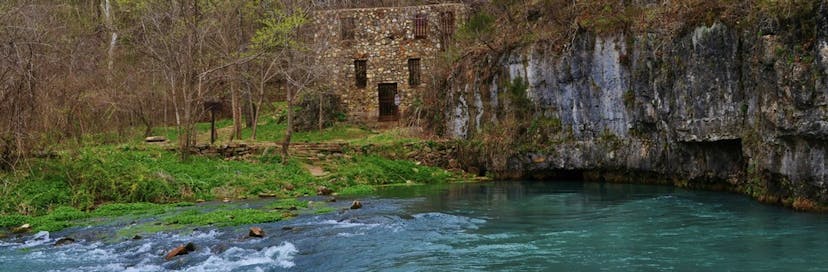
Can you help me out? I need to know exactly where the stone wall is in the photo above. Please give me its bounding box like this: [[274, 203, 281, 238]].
[[313, 4, 468, 122]]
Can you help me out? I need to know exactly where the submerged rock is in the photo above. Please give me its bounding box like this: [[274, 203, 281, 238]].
[[165, 243, 196, 260], [132, 235, 143, 240], [317, 186, 334, 196], [54, 237, 75, 247], [249, 227, 265, 238], [350, 200, 363, 210]]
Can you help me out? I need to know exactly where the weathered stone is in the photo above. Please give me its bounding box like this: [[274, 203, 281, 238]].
[[165, 243, 196, 260], [248, 227, 265, 238], [313, 4, 469, 122]]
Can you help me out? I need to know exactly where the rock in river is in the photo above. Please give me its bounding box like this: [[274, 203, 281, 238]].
[[165, 243, 196, 260], [54, 237, 75, 247], [249, 227, 265, 238], [350, 200, 363, 210]]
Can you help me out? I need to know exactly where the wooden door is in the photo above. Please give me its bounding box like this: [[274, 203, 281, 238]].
[[378, 83, 398, 121]]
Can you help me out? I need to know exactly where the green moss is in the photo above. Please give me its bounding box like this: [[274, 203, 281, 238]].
[[90, 203, 170, 217], [266, 198, 308, 210], [163, 209, 287, 227], [314, 207, 336, 214], [337, 185, 377, 196]]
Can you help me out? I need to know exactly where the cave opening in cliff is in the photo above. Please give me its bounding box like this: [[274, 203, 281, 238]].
[[530, 169, 586, 181]]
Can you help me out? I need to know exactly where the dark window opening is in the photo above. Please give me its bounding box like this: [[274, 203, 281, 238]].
[[341, 17, 355, 40], [408, 58, 421, 86], [439, 11, 455, 50], [413, 14, 428, 39], [354, 59, 367, 88]]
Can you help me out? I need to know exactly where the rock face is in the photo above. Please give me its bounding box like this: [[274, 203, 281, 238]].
[[445, 5, 828, 209]]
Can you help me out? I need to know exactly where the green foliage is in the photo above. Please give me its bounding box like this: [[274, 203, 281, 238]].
[[457, 12, 494, 43], [330, 155, 451, 186], [623, 90, 636, 108], [505, 76, 531, 108], [249, 6, 306, 52]]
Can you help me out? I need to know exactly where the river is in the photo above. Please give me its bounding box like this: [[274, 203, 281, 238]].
[[1, 181, 827, 271]]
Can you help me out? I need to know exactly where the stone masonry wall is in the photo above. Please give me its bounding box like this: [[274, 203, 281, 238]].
[[313, 4, 467, 122]]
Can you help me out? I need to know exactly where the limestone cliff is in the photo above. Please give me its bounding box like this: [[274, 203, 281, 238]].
[[445, 3, 828, 209]]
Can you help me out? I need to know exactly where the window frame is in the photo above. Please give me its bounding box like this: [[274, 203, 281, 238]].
[[341, 17, 356, 41], [413, 14, 428, 39], [408, 58, 421, 86], [354, 59, 368, 88]]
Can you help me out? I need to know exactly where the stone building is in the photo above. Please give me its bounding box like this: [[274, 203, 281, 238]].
[[313, 3, 468, 122]]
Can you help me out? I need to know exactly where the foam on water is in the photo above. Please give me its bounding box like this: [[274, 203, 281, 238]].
[[188, 242, 298, 271]]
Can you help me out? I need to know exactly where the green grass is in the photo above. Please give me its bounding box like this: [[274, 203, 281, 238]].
[[0, 145, 317, 215], [337, 185, 377, 196], [328, 155, 453, 186]]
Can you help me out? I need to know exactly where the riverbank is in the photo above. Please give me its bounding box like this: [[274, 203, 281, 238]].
[[0, 122, 475, 237]]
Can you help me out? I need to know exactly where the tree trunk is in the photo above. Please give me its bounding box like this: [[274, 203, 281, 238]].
[[251, 81, 264, 140], [230, 65, 242, 140], [318, 91, 323, 131], [281, 88, 293, 164]]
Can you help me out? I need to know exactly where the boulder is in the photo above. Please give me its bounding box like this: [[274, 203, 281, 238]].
[[54, 237, 75, 247], [145, 136, 167, 143], [350, 200, 363, 210], [165, 243, 196, 260], [258, 193, 277, 198], [317, 186, 334, 196], [248, 227, 265, 238]]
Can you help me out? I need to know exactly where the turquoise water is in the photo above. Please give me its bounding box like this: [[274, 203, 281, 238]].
[[1, 181, 827, 271]]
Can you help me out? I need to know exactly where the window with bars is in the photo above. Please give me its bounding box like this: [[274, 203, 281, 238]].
[[413, 14, 428, 39], [354, 59, 367, 88], [408, 58, 421, 86], [439, 11, 455, 50], [341, 17, 355, 40]]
